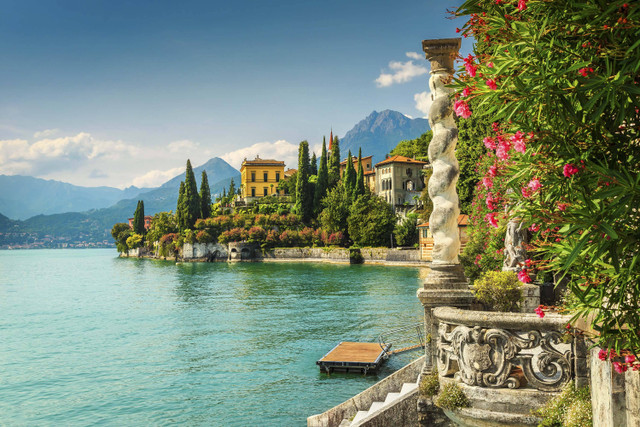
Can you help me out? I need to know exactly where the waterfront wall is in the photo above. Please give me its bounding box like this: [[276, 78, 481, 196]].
[[122, 243, 424, 265]]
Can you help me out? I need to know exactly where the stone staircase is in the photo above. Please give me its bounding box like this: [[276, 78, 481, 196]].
[[307, 356, 424, 427], [341, 381, 419, 426]]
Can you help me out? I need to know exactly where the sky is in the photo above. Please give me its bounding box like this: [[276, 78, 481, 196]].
[[0, 0, 472, 189]]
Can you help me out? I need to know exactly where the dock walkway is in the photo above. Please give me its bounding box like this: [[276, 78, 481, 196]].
[[316, 342, 390, 374]]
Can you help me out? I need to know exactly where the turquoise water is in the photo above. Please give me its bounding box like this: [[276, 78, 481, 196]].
[[0, 249, 425, 426]]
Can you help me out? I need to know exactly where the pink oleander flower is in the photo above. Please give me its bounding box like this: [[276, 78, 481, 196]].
[[486, 194, 498, 210], [598, 348, 609, 361], [454, 99, 472, 119], [528, 178, 542, 191], [485, 212, 498, 228], [511, 131, 526, 153], [487, 61, 494, 68], [488, 165, 498, 177], [626, 355, 636, 364], [563, 163, 579, 177], [483, 136, 497, 150], [465, 63, 478, 77], [482, 177, 494, 188], [496, 141, 511, 160], [535, 305, 545, 318], [578, 67, 594, 77], [462, 86, 473, 97], [613, 362, 628, 374], [558, 202, 569, 211], [517, 0, 527, 10], [521, 186, 532, 198], [486, 78, 497, 90], [529, 223, 540, 232], [525, 259, 532, 267], [518, 269, 532, 283]]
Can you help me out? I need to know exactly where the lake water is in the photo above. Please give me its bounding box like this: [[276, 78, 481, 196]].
[[0, 249, 425, 426]]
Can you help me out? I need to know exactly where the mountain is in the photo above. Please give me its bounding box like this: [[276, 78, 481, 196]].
[[0, 157, 240, 247], [339, 110, 430, 165], [0, 175, 153, 220]]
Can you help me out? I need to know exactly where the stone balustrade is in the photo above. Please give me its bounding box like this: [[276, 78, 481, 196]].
[[432, 307, 588, 393]]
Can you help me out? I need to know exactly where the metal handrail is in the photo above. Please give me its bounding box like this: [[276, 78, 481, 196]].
[[377, 322, 425, 356]]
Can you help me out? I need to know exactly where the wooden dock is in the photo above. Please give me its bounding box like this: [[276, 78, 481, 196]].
[[316, 342, 391, 374]]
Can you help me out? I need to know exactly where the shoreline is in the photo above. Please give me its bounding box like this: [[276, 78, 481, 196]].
[[121, 246, 429, 268]]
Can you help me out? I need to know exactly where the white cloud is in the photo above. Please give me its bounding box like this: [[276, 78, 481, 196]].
[[375, 53, 429, 87], [0, 132, 137, 176], [403, 113, 414, 119], [414, 91, 434, 118], [33, 128, 60, 138], [220, 140, 298, 170], [167, 139, 200, 153], [131, 166, 184, 188]]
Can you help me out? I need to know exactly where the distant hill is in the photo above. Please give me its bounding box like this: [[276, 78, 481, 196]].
[[0, 175, 153, 220], [0, 158, 240, 246], [339, 110, 430, 166]]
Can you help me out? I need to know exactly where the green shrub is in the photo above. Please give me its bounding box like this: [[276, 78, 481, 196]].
[[420, 371, 440, 398], [534, 382, 592, 427], [472, 270, 522, 312], [434, 382, 469, 410]]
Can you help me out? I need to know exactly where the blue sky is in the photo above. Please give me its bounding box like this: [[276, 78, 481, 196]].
[[0, 0, 471, 188]]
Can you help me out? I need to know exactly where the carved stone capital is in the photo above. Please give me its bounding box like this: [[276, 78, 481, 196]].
[[422, 38, 461, 74]]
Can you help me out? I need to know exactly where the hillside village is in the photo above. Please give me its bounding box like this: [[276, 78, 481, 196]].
[[112, 130, 461, 262]]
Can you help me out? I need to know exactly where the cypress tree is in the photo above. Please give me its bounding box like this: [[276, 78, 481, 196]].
[[314, 140, 329, 215], [199, 170, 212, 219], [295, 140, 313, 222], [177, 181, 185, 231], [310, 152, 318, 176], [343, 150, 356, 200], [182, 159, 201, 229], [133, 200, 145, 235], [228, 178, 236, 200], [328, 136, 341, 188], [355, 147, 365, 198]]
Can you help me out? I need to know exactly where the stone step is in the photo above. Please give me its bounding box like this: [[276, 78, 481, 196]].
[[338, 419, 352, 427], [351, 410, 369, 424], [384, 392, 401, 404], [400, 382, 418, 395], [368, 401, 384, 413]]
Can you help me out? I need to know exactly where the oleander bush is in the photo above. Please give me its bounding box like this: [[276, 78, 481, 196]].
[[455, 0, 640, 355]]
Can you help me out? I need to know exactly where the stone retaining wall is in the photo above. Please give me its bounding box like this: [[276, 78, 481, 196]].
[[307, 356, 425, 427]]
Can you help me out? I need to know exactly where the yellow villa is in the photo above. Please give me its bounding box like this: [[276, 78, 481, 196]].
[[239, 156, 286, 203]]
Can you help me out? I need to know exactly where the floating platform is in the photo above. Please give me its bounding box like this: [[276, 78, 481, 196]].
[[316, 342, 391, 374]]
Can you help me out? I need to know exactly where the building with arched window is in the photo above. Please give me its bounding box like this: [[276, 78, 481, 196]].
[[374, 155, 428, 210]]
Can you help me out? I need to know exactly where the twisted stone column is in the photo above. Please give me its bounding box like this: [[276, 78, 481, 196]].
[[417, 38, 473, 376], [423, 38, 461, 264]]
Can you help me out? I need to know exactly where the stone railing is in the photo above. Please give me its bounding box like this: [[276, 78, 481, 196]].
[[432, 307, 587, 392]]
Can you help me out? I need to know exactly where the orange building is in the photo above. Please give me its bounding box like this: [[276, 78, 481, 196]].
[[417, 214, 469, 261], [128, 215, 153, 230], [339, 155, 374, 176], [239, 156, 286, 202]]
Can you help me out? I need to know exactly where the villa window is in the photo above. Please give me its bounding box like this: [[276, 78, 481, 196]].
[[251, 188, 256, 197], [264, 172, 268, 182], [251, 172, 256, 182], [263, 188, 268, 196], [276, 172, 280, 182]]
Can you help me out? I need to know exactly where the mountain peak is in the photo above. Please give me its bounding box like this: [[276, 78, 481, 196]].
[[340, 109, 429, 165]]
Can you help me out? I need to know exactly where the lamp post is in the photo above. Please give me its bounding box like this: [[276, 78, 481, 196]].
[[417, 38, 474, 374]]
